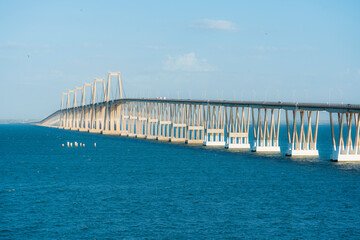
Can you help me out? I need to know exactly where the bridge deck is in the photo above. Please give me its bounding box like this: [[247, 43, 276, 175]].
[[39, 98, 360, 124]]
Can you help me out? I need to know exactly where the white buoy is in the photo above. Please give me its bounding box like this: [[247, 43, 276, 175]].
[[75, 142, 78, 147], [83, 143, 86, 147], [80, 143, 83, 147], [70, 142, 73, 147], [62, 144, 64, 147], [94, 143, 96, 147], [67, 142, 69, 147]]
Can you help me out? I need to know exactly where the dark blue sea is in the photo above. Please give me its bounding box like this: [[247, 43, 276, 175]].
[[1, 124, 360, 239]]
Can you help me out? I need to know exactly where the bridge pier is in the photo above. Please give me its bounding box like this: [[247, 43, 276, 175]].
[[70, 87, 83, 131], [120, 115, 130, 136], [59, 93, 67, 129], [145, 102, 158, 140], [251, 108, 281, 152], [82, 106, 92, 131], [78, 107, 85, 131], [135, 102, 147, 138], [185, 104, 204, 144], [285, 110, 319, 156], [118, 104, 129, 136], [128, 114, 137, 137], [204, 105, 226, 146], [103, 74, 122, 135], [65, 90, 75, 130], [89, 79, 106, 133], [70, 108, 80, 131], [225, 107, 251, 149], [64, 108, 72, 130], [61, 111, 67, 128], [146, 119, 158, 140], [114, 104, 126, 135], [124, 102, 135, 137], [89, 106, 103, 133], [157, 103, 171, 141], [170, 103, 187, 143], [330, 112, 360, 161], [79, 108, 88, 132], [103, 104, 119, 135], [78, 83, 93, 132]]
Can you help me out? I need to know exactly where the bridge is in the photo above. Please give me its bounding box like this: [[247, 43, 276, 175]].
[[38, 72, 360, 162]]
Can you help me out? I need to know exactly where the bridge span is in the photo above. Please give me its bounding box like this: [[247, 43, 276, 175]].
[[38, 72, 360, 162]]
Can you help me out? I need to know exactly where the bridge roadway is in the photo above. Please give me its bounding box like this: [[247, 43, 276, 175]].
[[41, 98, 360, 123]]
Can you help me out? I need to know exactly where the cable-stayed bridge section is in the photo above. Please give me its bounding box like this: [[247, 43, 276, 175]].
[[38, 72, 360, 162]]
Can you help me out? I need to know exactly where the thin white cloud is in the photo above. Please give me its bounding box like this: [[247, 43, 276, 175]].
[[163, 52, 217, 72], [192, 19, 237, 31]]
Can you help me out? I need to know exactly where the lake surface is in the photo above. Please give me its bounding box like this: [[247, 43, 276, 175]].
[[1, 124, 360, 239]]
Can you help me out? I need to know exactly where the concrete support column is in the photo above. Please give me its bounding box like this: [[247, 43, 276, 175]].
[[225, 107, 251, 149], [128, 103, 137, 137], [285, 110, 319, 156], [146, 102, 158, 140], [251, 108, 281, 152], [204, 105, 226, 146], [157, 103, 171, 141], [186, 104, 204, 144], [136, 102, 147, 139], [120, 104, 129, 136], [170, 103, 187, 143], [330, 112, 360, 161], [96, 107, 101, 130], [115, 104, 121, 132]]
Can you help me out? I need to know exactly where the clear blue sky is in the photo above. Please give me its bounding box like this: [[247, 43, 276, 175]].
[[0, 0, 359, 119]]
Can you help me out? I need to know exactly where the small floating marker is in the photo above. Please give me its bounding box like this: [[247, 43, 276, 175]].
[[67, 142, 69, 147], [83, 143, 86, 147], [80, 143, 83, 147], [94, 143, 96, 147], [75, 142, 78, 147], [70, 142, 73, 147], [62, 144, 64, 147]]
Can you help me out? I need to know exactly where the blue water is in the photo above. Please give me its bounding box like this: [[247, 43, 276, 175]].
[[1, 124, 360, 239]]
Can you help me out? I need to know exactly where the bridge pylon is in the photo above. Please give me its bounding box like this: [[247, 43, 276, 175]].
[[79, 83, 93, 132], [89, 78, 106, 133], [103, 73, 123, 135]]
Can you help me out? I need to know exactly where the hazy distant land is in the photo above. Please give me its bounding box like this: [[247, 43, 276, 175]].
[[0, 119, 39, 124]]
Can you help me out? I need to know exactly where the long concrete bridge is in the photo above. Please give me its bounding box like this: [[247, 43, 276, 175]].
[[39, 72, 360, 162]]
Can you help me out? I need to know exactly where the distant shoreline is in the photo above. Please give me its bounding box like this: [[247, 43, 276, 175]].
[[0, 119, 39, 124]]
